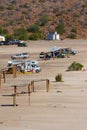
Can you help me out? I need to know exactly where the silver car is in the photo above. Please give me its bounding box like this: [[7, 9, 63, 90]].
[[11, 53, 29, 60]]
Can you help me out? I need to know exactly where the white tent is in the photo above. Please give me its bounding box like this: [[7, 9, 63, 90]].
[[50, 46, 60, 52]]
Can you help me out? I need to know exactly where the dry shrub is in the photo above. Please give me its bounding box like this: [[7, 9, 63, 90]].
[[55, 73, 63, 82]]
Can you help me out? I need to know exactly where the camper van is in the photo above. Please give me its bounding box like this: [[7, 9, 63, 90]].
[[7, 60, 41, 73], [17, 62, 41, 73], [7, 60, 38, 67]]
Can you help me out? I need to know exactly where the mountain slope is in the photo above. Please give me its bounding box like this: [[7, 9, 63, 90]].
[[0, 0, 87, 39]]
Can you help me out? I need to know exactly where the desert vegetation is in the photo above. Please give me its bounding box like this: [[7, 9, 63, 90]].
[[55, 73, 63, 82], [0, 0, 87, 40], [67, 61, 84, 71]]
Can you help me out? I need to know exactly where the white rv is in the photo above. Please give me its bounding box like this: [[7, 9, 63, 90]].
[[7, 60, 41, 73], [19, 62, 41, 73]]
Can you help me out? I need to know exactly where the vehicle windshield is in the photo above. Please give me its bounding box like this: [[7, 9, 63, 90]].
[[31, 65, 38, 67]]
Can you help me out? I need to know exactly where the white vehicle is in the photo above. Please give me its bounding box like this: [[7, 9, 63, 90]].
[[18, 62, 41, 73], [7, 60, 38, 67], [11, 53, 29, 60], [31, 64, 41, 73], [7, 60, 41, 73], [7, 60, 22, 67]]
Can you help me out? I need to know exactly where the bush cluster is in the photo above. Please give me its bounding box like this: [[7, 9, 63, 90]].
[[56, 23, 65, 35], [0, 22, 78, 41], [67, 61, 83, 71]]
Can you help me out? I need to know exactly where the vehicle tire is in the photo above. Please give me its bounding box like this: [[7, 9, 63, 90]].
[[11, 57, 15, 60], [23, 57, 26, 59], [36, 70, 39, 73]]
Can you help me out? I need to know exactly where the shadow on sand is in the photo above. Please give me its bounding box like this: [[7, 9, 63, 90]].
[[0, 104, 18, 107]]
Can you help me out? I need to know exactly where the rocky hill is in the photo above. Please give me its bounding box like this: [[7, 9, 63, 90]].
[[0, 0, 87, 39]]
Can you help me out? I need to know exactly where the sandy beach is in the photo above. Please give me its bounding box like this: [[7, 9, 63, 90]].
[[0, 39, 87, 130]]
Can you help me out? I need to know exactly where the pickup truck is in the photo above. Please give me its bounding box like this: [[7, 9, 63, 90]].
[[31, 64, 41, 73], [17, 42, 28, 47], [9, 39, 21, 45], [11, 53, 29, 60]]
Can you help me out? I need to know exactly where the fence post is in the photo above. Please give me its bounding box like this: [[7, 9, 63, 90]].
[[28, 84, 31, 94], [28, 83, 31, 106], [53, 51, 55, 60], [13, 66, 17, 78], [46, 79, 50, 92], [31, 80, 34, 92], [13, 93, 16, 106], [0, 73, 2, 88], [13, 85, 17, 106], [3, 71, 6, 83]]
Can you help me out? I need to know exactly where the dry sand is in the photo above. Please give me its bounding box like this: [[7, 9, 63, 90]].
[[0, 39, 87, 130]]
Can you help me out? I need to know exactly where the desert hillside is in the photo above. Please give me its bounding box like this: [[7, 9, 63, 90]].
[[0, 0, 87, 39]]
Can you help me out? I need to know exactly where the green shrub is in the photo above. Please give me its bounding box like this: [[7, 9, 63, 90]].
[[17, 34, 29, 40], [3, 29, 8, 34], [56, 23, 65, 35], [14, 27, 27, 36], [67, 61, 83, 71], [68, 33, 76, 39], [0, 25, 3, 34], [0, 25, 8, 35], [23, 3, 29, 8], [27, 24, 39, 33], [71, 26, 77, 33], [29, 33, 40, 40], [38, 14, 49, 26], [7, 5, 15, 10], [22, 10, 28, 15], [7, 20, 14, 26], [5, 34, 14, 41], [0, 6, 5, 11], [84, 3, 87, 7], [55, 73, 63, 82], [39, 0, 46, 2], [13, 27, 29, 40]]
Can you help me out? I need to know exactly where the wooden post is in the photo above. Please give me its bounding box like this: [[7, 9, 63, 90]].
[[14, 85, 17, 95], [53, 51, 55, 60], [31, 80, 34, 92], [46, 79, 50, 92], [28, 84, 31, 94], [3, 71, 6, 83], [28, 83, 31, 106], [13, 93, 16, 106], [13, 66, 17, 78], [13, 85, 17, 106], [0, 73, 2, 88]]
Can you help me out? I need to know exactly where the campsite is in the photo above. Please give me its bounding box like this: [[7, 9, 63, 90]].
[[0, 39, 87, 130]]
